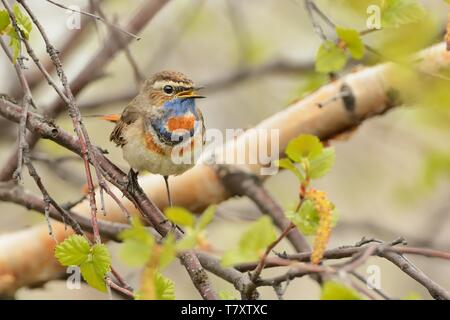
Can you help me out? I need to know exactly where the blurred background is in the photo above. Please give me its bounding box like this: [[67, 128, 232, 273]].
[[0, 0, 449, 299]]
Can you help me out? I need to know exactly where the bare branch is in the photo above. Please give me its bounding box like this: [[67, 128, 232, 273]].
[[0, 97, 218, 300], [45, 0, 141, 40]]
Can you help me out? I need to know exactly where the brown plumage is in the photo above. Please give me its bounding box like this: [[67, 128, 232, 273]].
[[110, 70, 200, 148], [106, 70, 205, 206]]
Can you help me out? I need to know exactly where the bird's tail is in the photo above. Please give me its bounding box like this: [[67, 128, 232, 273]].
[[84, 114, 121, 123]]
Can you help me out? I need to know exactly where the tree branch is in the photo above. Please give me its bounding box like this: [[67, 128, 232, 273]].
[[0, 42, 449, 296]]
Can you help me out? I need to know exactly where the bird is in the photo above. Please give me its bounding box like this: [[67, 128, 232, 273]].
[[97, 70, 205, 207]]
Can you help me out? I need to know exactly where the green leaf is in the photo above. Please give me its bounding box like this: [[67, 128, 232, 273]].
[[176, 229, 199, 251], [285, 134, 323, 162], [154, 272, 175, 300], [159, 233, 176, 269], [221, 248, 259, 267], [219, 291, 237, 300], [13, 4, 32, 40], [0, 10, 10, 34], [239, 216, 277, 253], [80, 261, 107, 292], [287, 200, 338, 235], [119, 238, 151, 267], [403, 292, 422, 300], [336, 26, 365, 59], [276, 158, 305, 181], [291, 72, 328, 99], [119, 217, 154, 244], [315, 40, 347, 73], [382, 0, 425, 28], [7, 29, 21, 64], [321, 281, 362, 300], [165, 207, 195, 228], [118, 217, 154, 266], [421, 151, 450, 188], [197, 206, 216, 230], [309, 147, 336, 179], [90, 244, 111, 276], [80, 244, 111, 293], [331, 208, 339, 227], [222, 216, 277, 266], [287, 199, 319, 235], [55, 235, 90, 266]]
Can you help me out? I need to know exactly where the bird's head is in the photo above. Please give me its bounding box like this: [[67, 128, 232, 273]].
[[142, 70, 204, 107]]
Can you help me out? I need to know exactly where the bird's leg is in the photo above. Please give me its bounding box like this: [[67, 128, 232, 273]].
[[160, 175, 178, 231], [126, 169, 140, 194], [163, 175, 173, 207]]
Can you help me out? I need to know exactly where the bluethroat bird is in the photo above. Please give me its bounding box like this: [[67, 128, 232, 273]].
[[99, 71, 205, 207]]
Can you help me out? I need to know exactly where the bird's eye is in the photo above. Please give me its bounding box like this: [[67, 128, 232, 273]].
[[163, 85, 174, 95]]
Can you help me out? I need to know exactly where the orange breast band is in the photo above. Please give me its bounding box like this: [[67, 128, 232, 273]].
[[145, 133, 165, 155], [166, 116, 195, 132]]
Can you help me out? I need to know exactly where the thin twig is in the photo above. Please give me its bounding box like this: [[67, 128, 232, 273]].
[[350, 271, 392, 300], [217, 166, 311, 253], [0, 19, 34, 181], [18, 0, 107, 243], [106, 277, 134, 298], [0, 183, 155, 242], [251, 223, 295, 283], [304, 0, 328, 41], [0, 93, 219, 300], [95, 4, 145, 86], [45, 0, 141, 40]]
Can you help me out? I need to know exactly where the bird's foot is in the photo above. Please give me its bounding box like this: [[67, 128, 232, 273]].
[[126, 169, 140, 194]]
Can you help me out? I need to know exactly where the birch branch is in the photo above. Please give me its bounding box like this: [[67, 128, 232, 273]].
[[0, 43, 448, 294]]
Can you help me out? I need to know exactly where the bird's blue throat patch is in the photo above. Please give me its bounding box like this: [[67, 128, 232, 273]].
[[150, 98, 201, 146]]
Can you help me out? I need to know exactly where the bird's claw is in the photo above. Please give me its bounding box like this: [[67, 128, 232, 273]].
[[126, 169, 140, 194]]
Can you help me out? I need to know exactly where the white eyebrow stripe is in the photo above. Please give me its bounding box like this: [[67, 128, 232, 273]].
[[153, 80, 193, 90]]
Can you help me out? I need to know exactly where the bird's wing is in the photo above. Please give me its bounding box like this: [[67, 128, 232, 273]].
[[110, 106, 141, 147]]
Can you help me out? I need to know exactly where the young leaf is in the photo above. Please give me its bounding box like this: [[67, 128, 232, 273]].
[[13, 4, 32, 39], [336, 26, 365, 59], [221, 248, 258, 267], [219, 291, 237, 300], [7, 29, 20, 64], [119, 217, 154, 245], [287, 199, 319, 235], [309, 147, 336, 179], [90, 244, 111, 276], [118, 217, 154, 266], [382, 0, 425, 28], [0, 10, 10, 34], [175, 229, 198, 251], [315, 40, 347, 73], [80, 244, 111, 293], [239, 216, 277, 253], [80, 261, 107, 292], [285, 134, 323, 162], [138, 267, 175, 300], [55, 235, 90, 266], [222, 216, 277, 266], [276, 158, 305, 181], [197, 205, 216, 230], [321, 281, 361, 300], [290, 72, 328, 99], [165, 207, 195, 228], [403, 292, 422, 300], [159, 233, 176, 269], [154, 272, 175, 300], [119, 239, 151, 266]]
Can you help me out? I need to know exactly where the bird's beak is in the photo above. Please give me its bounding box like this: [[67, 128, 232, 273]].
[[177, 88, 205, 99]]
